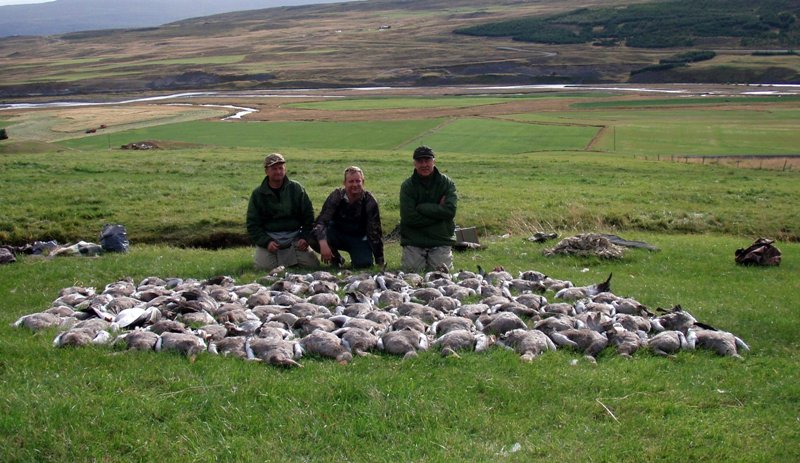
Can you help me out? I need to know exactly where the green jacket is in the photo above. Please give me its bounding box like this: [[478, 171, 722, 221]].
[[246, 176, 315, 249], [399, 166, 457, 248]]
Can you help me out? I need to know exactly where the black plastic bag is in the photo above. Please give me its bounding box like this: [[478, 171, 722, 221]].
[[99, 224, 130, 253]]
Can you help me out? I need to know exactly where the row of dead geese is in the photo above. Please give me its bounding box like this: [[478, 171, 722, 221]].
[[12, 266, 750, 367]]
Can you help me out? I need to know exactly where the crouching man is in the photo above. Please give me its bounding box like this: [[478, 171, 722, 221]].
[[246, 153, 320, 271], [311, 166, 384, 269]]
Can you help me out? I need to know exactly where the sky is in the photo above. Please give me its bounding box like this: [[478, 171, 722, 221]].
[[0, 0, 54, 5]]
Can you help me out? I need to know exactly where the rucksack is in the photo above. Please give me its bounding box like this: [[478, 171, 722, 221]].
[[735, 237, 781, 266], [99, 224, 130, 253]]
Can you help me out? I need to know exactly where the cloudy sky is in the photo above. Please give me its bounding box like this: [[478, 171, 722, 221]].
[[0, 0, 54, 5], [0, 0, 55, 6]]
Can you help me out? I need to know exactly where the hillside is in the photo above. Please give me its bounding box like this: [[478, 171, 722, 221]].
[[1, 0, 798, 99], [0, 0, 355, 37]]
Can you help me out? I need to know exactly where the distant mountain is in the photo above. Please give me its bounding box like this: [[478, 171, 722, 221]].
[[0, 0, 356, 37]]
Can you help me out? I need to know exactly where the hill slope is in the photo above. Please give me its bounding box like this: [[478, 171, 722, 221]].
[[0, 0, 355, 37], [0, 0, 798, 99]]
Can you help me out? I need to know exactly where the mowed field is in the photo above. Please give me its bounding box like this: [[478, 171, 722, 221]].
[[1, 88, 800, 462]]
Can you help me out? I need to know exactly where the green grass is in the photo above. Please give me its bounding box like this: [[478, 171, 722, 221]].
[[285, 95, 543, 111], [57, 119, 445, 151], [1, 146, 798, 246], [413, 118, 599, 153], [1, 236, 799, 462], [2, 92, 800, 461], [507, 107, 800, 155], [571, 95, 800, 109]]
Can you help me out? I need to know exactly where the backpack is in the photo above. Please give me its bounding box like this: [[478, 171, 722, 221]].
[[99, 224, 130, 253], [735, 238, 781, 266]]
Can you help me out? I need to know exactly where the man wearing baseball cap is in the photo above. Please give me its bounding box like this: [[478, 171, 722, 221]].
[[399, 145, 458, 272], [246, 153, 320, 271]]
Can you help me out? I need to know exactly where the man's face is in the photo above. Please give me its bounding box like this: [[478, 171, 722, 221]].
[[414, 157, 435, 177], [344, 172, 365, 199], [266, 162, 286, 185]]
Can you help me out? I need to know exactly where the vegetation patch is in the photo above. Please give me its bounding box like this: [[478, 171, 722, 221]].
[[455, 0, 800, 48]]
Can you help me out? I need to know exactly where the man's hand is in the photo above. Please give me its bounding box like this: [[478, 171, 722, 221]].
[[296, 238, 310, 252], [319, 240, 333, 263], [267, 241, 280, 253]]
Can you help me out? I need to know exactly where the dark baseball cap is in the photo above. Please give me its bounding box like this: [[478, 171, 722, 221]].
[[413, 145, 435, 160]]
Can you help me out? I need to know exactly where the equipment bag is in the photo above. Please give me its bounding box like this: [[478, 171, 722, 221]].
[[735, 237, 781, 266], [99, 223, 130, 253]]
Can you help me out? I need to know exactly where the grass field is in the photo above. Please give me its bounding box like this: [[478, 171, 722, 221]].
[[1, 90, 800, 461]]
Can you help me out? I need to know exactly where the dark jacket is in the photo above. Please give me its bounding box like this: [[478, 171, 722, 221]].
[[313, 188, 384, 265], [399, 166, 457, 248], [246, 176, 314, 249]]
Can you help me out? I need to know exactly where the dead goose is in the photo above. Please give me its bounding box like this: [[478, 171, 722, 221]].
[[492, 301, 540, 319], [294, 316, 337, 336], [507, 279, 547, 294], [156, 332, 207, 362], [246, 291, 273, 308], [111, 306, 161, 331], [13, 312, 65, 331], [246, 337, 303, 368], [333, 315, 386, 334], [224, 319, 265, 337], [375, 273, 411, 292], [362, 310, 396, 327], [476, 311, 528, 336], [102, 278, 136, 297], [651, 305, 697, 332], [104, 296, 141, 314], [147, 319, 188, 335], [481, 266, 513, 285], [690, 327, 749, 359], [605, 324, 647, 358], [429, 295, 461, 313], [547, 328, 609, 361], [391, 316, 428, 334], [431, 316, 475, 337], [232, 282, 266, 299], [208, 336, 249, 358], [455, 303, 490, 321], [299, 330, 353, 364], [533, 314, 583, 336], [197, 323, 228, 342], [410, 287, 444, 304], [395, 303, 444, 325], [648, 330, 696, 357], [289, 302, 330, 318], [374, 289, 408, 308], [53, 326, 113, 348], [432, 329, 492, 358], [541, 302, 575, 316], [554, 273, 612, 301], [176, 310, 216, 326], [610, 297, 653, 317], [341, 302, 373, 318], [612, 313, 652, 335], [307, 292, 341, 308], [378, 329, 429, 359], [117, 329, 161, 351], [497, 328, 556, 362], [514, 294, 548, 312], [334, 327, 379, 357]]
